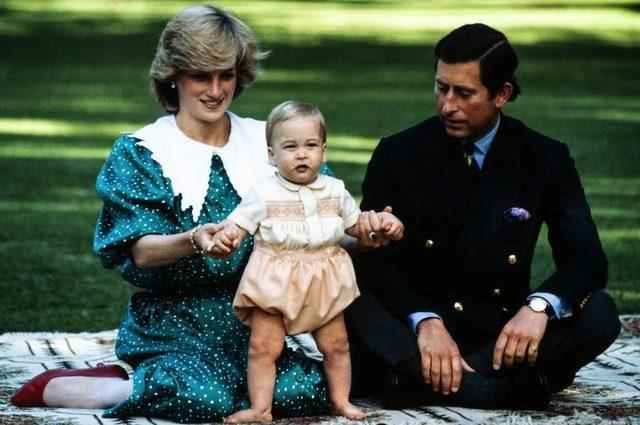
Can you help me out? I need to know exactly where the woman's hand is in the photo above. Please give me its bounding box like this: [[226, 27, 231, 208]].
[[203, 220, 247, 258], [193, 223, 226, 256], [131, 222, 227, 268]]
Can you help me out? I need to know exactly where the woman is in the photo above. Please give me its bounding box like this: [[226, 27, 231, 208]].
[[11, 5, 331, 422]]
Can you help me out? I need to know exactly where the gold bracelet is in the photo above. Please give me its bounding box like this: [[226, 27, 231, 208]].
[[189, 225, 205, 255]]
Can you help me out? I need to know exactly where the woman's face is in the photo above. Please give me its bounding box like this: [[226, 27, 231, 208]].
[[175, 68, 237, 126]]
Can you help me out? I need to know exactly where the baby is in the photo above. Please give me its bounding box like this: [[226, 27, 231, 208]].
[[213, 101, 403, 423]]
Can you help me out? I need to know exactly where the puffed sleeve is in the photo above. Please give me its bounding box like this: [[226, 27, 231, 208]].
[[94, 134, 178, 269], [93, 135, 250, 291], [227, 187, 267, 235]]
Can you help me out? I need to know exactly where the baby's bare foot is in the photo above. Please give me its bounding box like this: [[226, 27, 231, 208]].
[[224, 408, 272, 423], [333, 402, 367, 420]]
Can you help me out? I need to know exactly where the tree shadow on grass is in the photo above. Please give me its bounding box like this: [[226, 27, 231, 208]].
[[3, 14, 638, 199], [1, 11, 639, 327]]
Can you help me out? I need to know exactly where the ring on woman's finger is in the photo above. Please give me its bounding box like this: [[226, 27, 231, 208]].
[[368, 231, 378, 240]]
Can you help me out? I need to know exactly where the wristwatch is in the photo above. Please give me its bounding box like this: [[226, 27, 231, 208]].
[[527, 297, 554, 318]]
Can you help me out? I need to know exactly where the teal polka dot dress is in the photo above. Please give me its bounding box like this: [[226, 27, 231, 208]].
[[94, 135, 330, 423]]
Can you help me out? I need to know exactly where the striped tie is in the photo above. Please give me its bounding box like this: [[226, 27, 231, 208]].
[[462, 142, 480, 172]]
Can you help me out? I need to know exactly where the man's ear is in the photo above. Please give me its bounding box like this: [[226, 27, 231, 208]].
[[495, 82, 513, 108]]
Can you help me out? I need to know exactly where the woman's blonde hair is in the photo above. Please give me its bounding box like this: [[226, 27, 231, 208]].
[[149, 4, 268, 112], [266, 101, 327, 147]]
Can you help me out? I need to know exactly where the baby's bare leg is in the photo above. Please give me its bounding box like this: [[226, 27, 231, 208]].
[[224, 309, 285, 423], [314, 313, 366, 420]]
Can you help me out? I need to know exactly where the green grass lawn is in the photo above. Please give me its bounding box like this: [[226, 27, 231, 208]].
[[0, 0, 638, 332]]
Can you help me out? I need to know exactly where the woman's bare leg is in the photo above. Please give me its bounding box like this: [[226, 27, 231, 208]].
[[43, 377, 132, 408], [224, 309, 286, 423], [314, 313, 366, 420]]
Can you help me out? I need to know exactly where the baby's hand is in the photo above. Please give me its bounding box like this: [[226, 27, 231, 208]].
[[351, 206, 402, 248], [210, 221, 245, 257], [376, 211, 404, 241]]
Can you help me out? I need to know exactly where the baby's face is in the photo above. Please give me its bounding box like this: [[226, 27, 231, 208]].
[[269, 117, 326, 185]]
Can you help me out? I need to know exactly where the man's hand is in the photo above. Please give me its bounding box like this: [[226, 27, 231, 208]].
[[355, 206, 395, 249], [417, 318, 474, 395], [493, 306, 549, 370], [377, 211, 404, 241]]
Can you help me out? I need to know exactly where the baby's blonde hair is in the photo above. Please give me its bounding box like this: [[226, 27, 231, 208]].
[[266, 101, 327, 146]]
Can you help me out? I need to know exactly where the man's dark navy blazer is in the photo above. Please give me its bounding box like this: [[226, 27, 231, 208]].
[[354, 113, 608, 360]]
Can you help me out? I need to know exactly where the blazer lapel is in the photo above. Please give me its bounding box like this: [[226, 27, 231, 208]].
[[422, 122, 471, 235], [456, 116, 525, 258]]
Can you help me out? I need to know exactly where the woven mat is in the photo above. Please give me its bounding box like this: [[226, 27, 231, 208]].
[[1, 316, 639, 425]]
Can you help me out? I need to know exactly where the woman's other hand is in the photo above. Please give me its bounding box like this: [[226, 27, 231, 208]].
[[192, 223, 223, 256], [204, 221, 246, 258], [131, 222, 226, 268]]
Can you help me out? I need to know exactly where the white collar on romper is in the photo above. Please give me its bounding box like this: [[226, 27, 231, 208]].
[[132, 112, 275, 222], [275, 172, 327, 192]]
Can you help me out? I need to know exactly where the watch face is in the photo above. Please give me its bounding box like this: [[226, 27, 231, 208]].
[[529, 298, 547, 312]]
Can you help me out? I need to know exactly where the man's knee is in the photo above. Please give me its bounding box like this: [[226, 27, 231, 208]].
[[581, 289, 621, 349], [345, 290, 419, 366]]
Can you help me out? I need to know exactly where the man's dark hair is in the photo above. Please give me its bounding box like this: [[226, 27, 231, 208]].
[[434, 23, 521, 101]]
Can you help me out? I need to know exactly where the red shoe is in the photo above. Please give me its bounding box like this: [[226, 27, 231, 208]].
[[11, 363, 129, 407]]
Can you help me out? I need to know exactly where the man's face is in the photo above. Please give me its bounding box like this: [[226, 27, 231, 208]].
[[435, 60, 507, 140]]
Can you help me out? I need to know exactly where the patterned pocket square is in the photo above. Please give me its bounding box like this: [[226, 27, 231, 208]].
[[504, 207, 531, 223]]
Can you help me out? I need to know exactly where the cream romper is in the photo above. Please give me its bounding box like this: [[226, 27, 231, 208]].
[[229, 173, 361, 335]]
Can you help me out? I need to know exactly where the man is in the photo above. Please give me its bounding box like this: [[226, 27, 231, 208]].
[[348, 23, 620, 409]]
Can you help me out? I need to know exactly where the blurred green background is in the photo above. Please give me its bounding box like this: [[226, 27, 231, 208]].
[[0, 0, 638, 332]]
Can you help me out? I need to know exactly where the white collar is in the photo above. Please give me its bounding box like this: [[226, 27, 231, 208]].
[[132, 113, 273, 222], [275, 172, 327, 192]]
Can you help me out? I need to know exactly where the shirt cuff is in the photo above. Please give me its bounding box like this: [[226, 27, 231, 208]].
[[408, 312, 442, 334], [528, 292, 573, 319]]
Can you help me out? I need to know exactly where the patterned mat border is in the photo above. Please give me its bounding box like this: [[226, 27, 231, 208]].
[[0, 316, 638, 424]]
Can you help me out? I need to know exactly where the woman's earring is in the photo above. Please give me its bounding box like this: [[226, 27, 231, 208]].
[[170, 81, 176, 89]]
